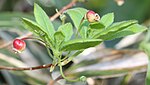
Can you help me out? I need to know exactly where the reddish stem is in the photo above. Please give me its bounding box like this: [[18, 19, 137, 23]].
[[0, 64, 53, 71]]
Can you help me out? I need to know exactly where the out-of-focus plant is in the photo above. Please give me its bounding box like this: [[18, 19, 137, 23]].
[[140, 28, 150, 85]]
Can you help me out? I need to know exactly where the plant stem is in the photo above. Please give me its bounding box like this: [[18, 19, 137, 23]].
[[0, 64, 53, 71], [46, 47, 54, 59], [59, 61, 80, 82], [61, 50, 83, 66], [61, 51, 71, 61], [50, 0, 77, 21]]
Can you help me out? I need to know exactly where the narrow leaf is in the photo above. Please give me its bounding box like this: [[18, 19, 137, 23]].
[[103, 24, 147, 40], [94, 20, 138, 39], [100, 13, 114, 27], [34, 3, 55, 38], [58, 23, 73, 41], [60, 39, 102, 51], [22, 18, 46, 36]]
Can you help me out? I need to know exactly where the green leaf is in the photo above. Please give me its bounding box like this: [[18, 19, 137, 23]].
[[66, 8, 87, 29], [22, 18, 46, 36], [54, 31, 65, 49], [79, 20, 89, 38], [102, 24, 147, 40], [94, 20, 138, 40], [60, 39, 102, 51], [34, 3, 55, 39], [89, 22, 105, 29], [58, 23, 73, 41], [87, 29, 101, 38], [80, 26, 88, 38], [88, 22, 105, 38], [100, 13, 114, 27]]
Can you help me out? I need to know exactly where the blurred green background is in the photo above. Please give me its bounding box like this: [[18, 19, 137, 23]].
[[0, 0, 150, 85]]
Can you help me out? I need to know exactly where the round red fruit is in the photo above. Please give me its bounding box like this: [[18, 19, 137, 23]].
[[13, 39, 26, 53]]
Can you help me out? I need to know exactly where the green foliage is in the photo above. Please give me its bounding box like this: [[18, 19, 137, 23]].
[[22, 18, 46, 36], [103, 24, 147, 40], [89, 22, 105, 29], [79, 20, 89, 38], [54, 31, 65, 50], [58, 23, 73, 41], [13, 3, 149, 83], [60, 39, 102, 51], [34, 3, 55, 43], [100, 13, 114, 27], [93, 20, 139, 40], [65, 8, 87, 29]]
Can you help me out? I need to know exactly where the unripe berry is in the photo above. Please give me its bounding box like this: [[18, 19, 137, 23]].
[[13, 39, 26, 53], [86, 10, 100, 23]]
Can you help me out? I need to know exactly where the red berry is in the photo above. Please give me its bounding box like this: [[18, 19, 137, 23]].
[[86, 10, 100, 23], [13, 39, 26, 53]]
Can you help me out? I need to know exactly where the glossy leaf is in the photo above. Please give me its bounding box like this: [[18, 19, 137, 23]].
[[93, 20, 138, 39], [100, 13, 114, 27], [102, 24, 147, 40], [22, 18, 46, 36], [60, 39, 102, 51], [58, 23, 73, 41], [66, 8, 87, 29], [54, 31, 65, 49], [34, 3, 55, 39]]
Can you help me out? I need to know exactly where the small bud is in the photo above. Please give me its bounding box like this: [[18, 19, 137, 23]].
[[13, 39, 26, 53], [80, 76, 87, 82], [86, 10, 100, 23]]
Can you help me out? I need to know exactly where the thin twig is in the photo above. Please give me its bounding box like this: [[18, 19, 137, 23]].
[[50, 0, 77, 21], [0, 64, 53, 71]]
